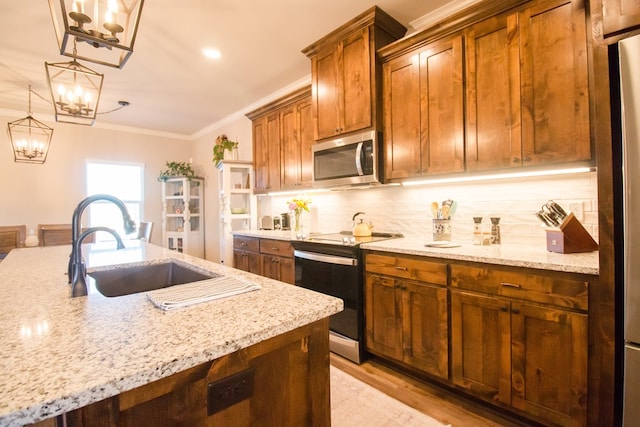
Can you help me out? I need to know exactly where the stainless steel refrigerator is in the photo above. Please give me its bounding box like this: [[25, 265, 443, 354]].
[[621, 33, 640, 426]]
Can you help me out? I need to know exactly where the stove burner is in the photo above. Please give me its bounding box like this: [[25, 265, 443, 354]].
[[304, 231, 403, 247]]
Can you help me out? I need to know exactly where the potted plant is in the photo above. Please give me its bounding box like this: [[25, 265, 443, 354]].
[[157, 161, 196, 182], [212, 134, 239, 167]]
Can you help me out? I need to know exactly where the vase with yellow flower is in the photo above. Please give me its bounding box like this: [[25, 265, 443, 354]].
[[287, 196, 311, 238]]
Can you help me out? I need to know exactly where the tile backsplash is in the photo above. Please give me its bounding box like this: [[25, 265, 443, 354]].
[[258, 171, 598, 247]]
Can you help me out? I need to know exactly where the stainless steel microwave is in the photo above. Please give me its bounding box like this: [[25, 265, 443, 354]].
[[312, 130, 380, 187]]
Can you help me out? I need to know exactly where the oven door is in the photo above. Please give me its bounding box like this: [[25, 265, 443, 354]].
[[294, 250, 360, 341]]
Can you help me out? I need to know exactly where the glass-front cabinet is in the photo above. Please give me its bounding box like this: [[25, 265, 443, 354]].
[[161, 177, 204, 257]]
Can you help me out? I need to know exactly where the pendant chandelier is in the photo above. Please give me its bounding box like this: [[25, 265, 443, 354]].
[[48, 0, 144, 69], [45, 49, 104, 126], [7, 86, 54, 164]]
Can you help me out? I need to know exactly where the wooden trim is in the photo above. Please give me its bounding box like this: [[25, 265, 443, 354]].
[[301, 6, 407, 57], [245, 86, 311, 120]]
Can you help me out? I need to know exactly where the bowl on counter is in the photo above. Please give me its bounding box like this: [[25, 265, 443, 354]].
[[230, 207, 247, 214]]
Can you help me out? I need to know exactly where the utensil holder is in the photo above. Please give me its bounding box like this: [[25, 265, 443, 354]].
[[432, 219, 451, 241], [545, 212, 598, 253]]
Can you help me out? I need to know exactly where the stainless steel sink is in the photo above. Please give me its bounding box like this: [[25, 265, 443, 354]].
[[89, 260, 220, 297]]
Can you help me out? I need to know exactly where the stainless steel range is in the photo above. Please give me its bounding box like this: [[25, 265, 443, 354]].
[[291, 231, 402, 363]]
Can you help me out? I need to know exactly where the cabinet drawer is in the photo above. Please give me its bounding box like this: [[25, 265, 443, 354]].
[[233, 236, 259, 253], [259, 239, 294, 257], [450, 264, 589, 311], [365, 253, 447, 286]]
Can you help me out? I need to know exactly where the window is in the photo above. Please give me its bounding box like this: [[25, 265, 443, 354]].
[[86, 161, 144, 241]]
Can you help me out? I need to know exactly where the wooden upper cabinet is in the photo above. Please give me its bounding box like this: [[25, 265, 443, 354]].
[[519, 0, 590, 166], [465, 14, 522, 171], [383, 35, 464, 180], [303, 6, 406, 141], [251, 114, 279, 193], [281, 97, 314, 190], [247, 87, 312, 194], [312, 28, 371, 140], [602, 0, 640, 37], [466, 0, 590, 171]]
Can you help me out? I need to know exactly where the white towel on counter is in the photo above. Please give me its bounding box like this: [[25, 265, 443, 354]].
[[146, 276, 261, 311]]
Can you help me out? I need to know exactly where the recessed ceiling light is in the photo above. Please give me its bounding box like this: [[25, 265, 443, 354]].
[[202, 48, 221, 59]]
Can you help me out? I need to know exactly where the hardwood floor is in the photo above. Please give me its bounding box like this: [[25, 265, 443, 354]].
[[330, 353, 540, 427]]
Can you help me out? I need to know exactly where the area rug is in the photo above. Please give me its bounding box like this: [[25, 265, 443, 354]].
[[331, 365, 451, 427]]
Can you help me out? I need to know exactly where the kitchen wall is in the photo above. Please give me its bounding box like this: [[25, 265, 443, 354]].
[[0, 112, 193, 247], [259, 171, 598, 247]]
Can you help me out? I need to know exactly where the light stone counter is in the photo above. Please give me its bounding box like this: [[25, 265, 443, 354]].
[[231, 229, 302, 241], [231, 230, 599, 275], [0, 241, 342, 426], [361, 238, 599, 275]]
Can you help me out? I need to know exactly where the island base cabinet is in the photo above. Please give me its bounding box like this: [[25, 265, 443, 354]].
[[56, 319, 330, 427], [451, 290, 588, 426]]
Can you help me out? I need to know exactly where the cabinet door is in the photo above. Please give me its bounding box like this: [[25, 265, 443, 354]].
[[266, 112, 281, 192], [261, 255, 294, 284], [281, 97, 314, 190], [297, 98, 314, 187], [402, 281, 449, 379], [451, 291, 512, 405], [602, 0, 640, 37], [341, 27, 372, 135], [510, 302, 588, 426], [313, 45, 341, 140], [383, 52, 421, 180], [465, 14, 522, 171], [365, 274, 403, 360], [280, 104, 299, 189], [419, 35, 464, 175], [252, 117, 269, 192], [519, 0, 590, 166], [233, 250, 260, 275]]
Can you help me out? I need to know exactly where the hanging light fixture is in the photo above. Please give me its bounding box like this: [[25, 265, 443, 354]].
[[45, 46, 104, 126], [7, 86, 54, 164], [48, 0, 144, 69]]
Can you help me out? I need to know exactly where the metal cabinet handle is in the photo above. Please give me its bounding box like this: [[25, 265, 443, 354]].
[[501, 282, 521, 289], [271, 247, 279, 251], [394, 266, 408, 271], [500, 306, 509, 312], [512, 308, 520, 315]]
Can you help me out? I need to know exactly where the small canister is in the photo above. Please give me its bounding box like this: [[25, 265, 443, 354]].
[[432, 219, 451, 241]]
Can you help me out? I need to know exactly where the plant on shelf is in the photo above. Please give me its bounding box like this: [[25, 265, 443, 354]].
[[157, 161, 196, 182], [212, 134, 239, 167]]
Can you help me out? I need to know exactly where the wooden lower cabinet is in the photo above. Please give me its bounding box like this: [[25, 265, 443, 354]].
[[233, 236, 295, 285], [365, 253, 449, 379], [364, 251, 591, 426], [451, 290, 588, 426], [39, 319, 331, 427]]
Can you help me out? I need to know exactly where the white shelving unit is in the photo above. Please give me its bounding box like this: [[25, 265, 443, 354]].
[[218, 161, 256, 266], [161, 177, 204, 257]]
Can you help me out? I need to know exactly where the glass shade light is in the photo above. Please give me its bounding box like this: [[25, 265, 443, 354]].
[[45, 59, 104, 126], [48, 0, 144, 68]]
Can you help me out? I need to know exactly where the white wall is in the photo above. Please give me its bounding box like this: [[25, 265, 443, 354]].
[[0, 113, 192, 247]]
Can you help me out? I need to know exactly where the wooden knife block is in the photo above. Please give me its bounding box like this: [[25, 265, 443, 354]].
[[546, 212, 598, 253]]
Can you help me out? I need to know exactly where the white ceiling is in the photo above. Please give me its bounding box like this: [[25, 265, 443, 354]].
[[0, 1, 463, 139]]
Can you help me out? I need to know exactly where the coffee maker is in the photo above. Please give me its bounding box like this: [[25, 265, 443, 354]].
[[280, 212, 291, 230]]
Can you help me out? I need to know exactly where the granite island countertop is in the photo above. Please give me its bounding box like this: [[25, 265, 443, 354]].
[[0, 241, 343, 426], [232, 230, 599, 275]]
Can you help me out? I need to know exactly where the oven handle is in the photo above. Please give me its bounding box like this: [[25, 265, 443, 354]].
[[294, 250, 358, 266]]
